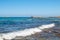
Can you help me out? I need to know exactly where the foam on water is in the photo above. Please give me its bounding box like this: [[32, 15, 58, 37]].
[[0, 23, 55, 40]]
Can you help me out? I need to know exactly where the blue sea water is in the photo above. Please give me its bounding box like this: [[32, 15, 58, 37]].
[[0, 17, 60, 40], [0, 17, 60, 33]]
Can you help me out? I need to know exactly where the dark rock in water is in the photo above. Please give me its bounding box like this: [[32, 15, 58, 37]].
[[11, 31, 47, 40], [51, 29, 60, 37], [54, 33, 60, 37], [11, 27, 60, 40]]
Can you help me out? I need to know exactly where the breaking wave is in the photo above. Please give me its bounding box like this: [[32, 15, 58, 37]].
[[0, 23, 55, 40]]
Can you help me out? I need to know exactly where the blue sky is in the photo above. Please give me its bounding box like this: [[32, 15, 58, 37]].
[[0, 0, 60, 17]]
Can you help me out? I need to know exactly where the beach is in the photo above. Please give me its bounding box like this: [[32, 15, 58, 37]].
[[0, 17, 60, 40]]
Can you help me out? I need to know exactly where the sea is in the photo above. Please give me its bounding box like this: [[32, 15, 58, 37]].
[[0, 17, 60, 40]]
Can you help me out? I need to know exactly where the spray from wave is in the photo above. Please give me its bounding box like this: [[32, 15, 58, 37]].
[[0, 23, 55, 40]]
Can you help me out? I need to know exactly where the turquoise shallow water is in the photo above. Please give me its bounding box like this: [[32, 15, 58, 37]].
[[0, 17, 60, 40], [0, 17, 60, 33]]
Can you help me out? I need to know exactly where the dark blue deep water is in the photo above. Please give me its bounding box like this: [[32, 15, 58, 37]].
[[0, 17, 60, 33]]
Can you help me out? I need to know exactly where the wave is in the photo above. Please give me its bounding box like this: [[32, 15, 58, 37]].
[[0, 23, 55, 40]]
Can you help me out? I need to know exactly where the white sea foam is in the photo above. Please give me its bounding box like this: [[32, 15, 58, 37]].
[[0, 23, 55, 40]]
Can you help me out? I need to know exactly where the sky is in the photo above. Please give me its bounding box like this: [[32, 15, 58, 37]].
[[0, 0, 60, 17]]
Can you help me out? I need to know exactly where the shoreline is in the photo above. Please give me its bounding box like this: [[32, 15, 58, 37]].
[[0, 23, 55, 40]]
